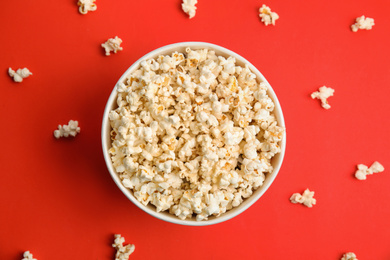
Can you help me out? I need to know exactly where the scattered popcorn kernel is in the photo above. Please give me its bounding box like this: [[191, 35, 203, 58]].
[[22, 251, 37, 260], [370, 161, 385, 172], [259, 4, 279, 26], [78, 0, 97, 14], [290, 189, 316, 207], [351, 15, 374, 32], [102, 36, 123, 56], [112, 234, 135, 260], [54, 120, 80, 139], [341, 252, 358, 260], [109, 47, 284, 221], [355, 161, 384, 180], [311, 86, 334, 109], [182, 0, 198, 19], [8, 67, 32, 83]]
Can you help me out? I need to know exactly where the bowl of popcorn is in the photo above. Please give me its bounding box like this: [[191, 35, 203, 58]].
[[102, 42, 286, 226]]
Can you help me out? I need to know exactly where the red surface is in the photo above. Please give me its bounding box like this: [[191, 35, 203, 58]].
[[1, 0, 390, 259]]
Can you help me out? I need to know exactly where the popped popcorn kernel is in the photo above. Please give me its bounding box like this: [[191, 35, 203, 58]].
[[341, 252, 358, 260], [102, 36, 123, 56], [109, 47, 284, 221], [8, 67, 32, 83], [259, 4, 279, 26], [355, 161, 384, 180], [290, 189, 316, 207], [311, 86, 334, 109], [351, 15, 374, 32], [22, 251, 37, 260], [54, 120, 80, 139], [77, 0, 97, 15], [112, 234, 135, 260], [182, 0, 198, 19]]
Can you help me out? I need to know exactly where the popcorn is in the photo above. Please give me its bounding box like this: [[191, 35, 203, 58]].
[[109, 47, 284, 221], [22, 251, 37, 260], [351, 15, 374, 32], [311, 86, 334, 109], [290, 189, 316, 207], [224, 129, 244, 146], [341, 252, 358, 260], [182, 0, 198, 19], [53, 120, 80, 139], [244, 143, 258, 160], [259, 4, 279, 26], [112, 234, 135, 260], [78, 0, 97, 14], [102, 36, 123, 56], [355, 161, 384, 180], [8, 67, 32, 83]]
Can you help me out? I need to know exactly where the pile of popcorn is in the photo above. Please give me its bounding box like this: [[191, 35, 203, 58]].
[[108, 47, 284, 221]]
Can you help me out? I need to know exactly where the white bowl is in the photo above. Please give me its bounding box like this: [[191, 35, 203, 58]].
[[101, 42, 286, 226]]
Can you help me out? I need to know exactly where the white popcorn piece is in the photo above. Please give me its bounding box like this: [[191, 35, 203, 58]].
[[355, 164, 369, 180], [311, 86, 334, 109], [341, 252, 358, 260], [182, 0, 197, 19], [112, 234, 135, 260], [22, 251, 37, 260], [355, 161, 384, 180], [8, 67, 32, 83], [290, 189, 316, 208], [351, 15, 374, 32], [259, 4, 279, 26], [224, 130, 244, 146], [102, 36, 123, 56], [78, 0, 97, 14], [53, 120, 80, 139], [109, 47, 284, 221]]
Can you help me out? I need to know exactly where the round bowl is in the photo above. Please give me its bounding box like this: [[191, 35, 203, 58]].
[[101, 42, 286, 226]]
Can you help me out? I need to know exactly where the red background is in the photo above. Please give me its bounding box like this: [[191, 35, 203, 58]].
[[1, 0, 390, 259]]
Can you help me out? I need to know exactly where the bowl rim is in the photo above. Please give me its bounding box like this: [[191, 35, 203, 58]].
[[101, 41, 286, 226]]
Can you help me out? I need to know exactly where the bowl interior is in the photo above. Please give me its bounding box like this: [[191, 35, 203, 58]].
[[102, 42, 286, 226]]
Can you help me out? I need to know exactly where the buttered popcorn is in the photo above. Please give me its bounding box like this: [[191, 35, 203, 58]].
[[109, 47, 284, 221]]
